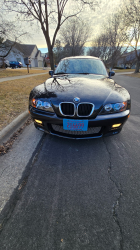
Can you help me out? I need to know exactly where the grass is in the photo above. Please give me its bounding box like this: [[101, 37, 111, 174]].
[[113, 68, 140, 77], [114, 69, 135, 73], [125, 72, 140, 78], [113, 69, 140, 77], [0, 73, 49, 131], [0, 68, 49, 78]]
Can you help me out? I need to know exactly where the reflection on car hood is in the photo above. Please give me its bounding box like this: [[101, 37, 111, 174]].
[[31, 74, 130, 107], [44, 74, 130, 104]]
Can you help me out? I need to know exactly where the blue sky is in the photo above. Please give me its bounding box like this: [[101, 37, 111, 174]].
[[39, 48, 48, 53], [39, 47, 90, 54]]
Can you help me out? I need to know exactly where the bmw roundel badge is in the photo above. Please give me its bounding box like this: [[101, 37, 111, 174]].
[[73, 97, 80, 103]]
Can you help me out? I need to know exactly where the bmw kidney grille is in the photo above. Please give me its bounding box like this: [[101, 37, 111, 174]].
[[59, 102, 94, 117]]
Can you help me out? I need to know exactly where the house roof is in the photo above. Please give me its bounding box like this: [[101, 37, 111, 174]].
[[5, 40, 37, 57], [3, 40, 44, 60], [14, 43, 36, 57], [121, 49, 140, 58]]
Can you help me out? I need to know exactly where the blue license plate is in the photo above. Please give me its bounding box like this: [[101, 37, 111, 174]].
[[63, 119, 88, 131]]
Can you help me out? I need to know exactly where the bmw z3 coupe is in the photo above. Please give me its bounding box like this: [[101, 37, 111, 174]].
[[29, 56, 131, 139]]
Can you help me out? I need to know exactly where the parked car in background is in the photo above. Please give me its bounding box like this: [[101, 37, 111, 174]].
[[9, 61, 23, 68]]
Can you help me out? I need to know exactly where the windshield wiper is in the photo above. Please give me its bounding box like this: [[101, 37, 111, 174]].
[[76, 73, 90, 75], [54, 72, 67, 75], [55, 72, 90, 75]]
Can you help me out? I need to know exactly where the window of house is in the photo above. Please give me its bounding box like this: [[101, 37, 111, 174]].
[[17, 58, 21, 62]]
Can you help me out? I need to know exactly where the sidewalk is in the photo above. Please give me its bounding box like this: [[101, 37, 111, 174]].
[[0, 72, 49, 83]]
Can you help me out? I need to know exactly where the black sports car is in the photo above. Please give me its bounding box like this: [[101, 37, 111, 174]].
[[29, 56, 131, 139]]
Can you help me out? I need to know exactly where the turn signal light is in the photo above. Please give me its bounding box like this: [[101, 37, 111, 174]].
[[32, 98, 36, 107], [112, 123, 122, 128], [35, 119, 42, 125]]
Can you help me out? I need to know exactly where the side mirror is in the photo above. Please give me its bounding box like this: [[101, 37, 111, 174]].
[[109, 71, 115, 77], [49, 70, 54, 77]]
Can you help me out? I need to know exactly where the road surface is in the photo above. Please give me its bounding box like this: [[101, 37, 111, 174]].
[[0, 75, 140, 250]]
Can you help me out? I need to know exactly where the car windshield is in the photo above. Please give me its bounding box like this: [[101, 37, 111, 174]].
[[55, 58, 108, 76]]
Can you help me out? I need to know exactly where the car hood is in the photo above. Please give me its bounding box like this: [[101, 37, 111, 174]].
[[30, 74, 130, 116], [44, 74, 129, 103]]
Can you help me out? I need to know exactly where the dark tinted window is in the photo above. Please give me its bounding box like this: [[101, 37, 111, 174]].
[[55, 58, 108, 76]]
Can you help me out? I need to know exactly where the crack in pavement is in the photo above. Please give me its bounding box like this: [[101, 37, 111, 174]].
[[103, 138, 124, 250], [0, 166, 10, 178], [0, 133, 46, 234]]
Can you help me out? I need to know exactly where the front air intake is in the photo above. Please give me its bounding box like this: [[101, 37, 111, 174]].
[[78, 103, 94, 117], [60, 102, 75, 116]]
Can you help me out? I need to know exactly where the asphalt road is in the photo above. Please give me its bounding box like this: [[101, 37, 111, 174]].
[[0, 75, 140, 250]]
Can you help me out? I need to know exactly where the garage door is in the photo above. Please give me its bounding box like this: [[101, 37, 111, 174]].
[[38, 61, 43, 67]]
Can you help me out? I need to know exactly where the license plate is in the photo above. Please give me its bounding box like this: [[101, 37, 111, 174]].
[[63, 119, 88, 131]]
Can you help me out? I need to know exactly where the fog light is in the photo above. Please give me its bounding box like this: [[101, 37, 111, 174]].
[[112, 123, 122, 128], [35, 119, 42, 125]]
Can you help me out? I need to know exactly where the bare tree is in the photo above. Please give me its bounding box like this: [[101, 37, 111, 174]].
[[88, 13, 128, 68], [87, 33, 109, 62], [61, 18, 89, 55], [53, 18, 89, 64], [4, 0, 98, 70], [53, 40, 63, 64], [0, 12, 27, 67], [121, 0, 140, 73]]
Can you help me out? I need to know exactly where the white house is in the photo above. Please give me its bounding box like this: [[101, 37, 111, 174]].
[[1, 41, 44, 67], [117, 49, 140, 69]]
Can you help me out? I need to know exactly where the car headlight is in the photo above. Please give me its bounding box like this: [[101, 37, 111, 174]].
[[100, 101, 127, 114], [32, 98, 54, 112]]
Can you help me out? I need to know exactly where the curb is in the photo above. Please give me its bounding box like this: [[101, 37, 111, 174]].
[[0, 110, 30, 145]]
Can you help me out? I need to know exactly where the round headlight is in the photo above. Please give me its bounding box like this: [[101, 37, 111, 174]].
[[32, 99, 54, 112], [104, 104, 112, 112], [114, 102, 127, 111], [114, 103, 122, 111], [36, 100, 43, 108], [44, 102, 51, 109]]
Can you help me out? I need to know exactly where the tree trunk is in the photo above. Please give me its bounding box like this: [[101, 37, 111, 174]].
[[48, 46, 54, 70], [2, 58, 5, 69], [135, 60, 140, 73]]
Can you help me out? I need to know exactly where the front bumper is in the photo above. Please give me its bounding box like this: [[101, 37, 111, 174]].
[[29, 106, 130, 139]]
